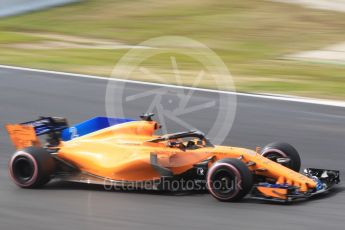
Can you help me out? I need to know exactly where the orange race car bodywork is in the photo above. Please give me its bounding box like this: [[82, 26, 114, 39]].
[[6, 115, 340, 202], [58, 120, 315, 190]]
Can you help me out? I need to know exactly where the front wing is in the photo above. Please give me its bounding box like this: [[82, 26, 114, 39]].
[[250, 168, 340, 202]]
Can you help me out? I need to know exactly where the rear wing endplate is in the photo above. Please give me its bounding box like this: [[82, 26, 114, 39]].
[[5, 124, 40, 150]]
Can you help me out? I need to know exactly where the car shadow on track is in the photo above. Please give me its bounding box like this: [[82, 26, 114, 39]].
[[43, 180, 209, 196], [43, 181, 345, 204]]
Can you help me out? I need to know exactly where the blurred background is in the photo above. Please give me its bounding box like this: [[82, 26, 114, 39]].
[[0, 0, 344, 99]]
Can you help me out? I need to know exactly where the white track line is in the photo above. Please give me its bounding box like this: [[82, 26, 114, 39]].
[[1, 64, 344, 108]]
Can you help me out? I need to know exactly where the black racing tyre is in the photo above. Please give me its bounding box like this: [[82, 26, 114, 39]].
[[8, 147, 56, 188], [207, 158, 253, 202], [261, 142, 301, 172]]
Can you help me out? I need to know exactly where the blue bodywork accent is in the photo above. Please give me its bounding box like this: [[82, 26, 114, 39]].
[[22, 117, 68, 136], [258, 182, 290, 189], [61, 117, 135, 141], [312, 177, 324, 191]]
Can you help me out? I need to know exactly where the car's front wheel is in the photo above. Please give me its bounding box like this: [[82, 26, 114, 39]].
[[207, 158, 253, 202]]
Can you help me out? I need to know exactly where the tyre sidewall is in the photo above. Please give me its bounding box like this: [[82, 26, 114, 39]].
[[207, 158, 253, 202], [261, 142, 301, 172], [8, 147, 56, 188]]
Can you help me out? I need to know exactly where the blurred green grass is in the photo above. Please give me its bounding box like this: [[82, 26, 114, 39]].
[[0, 0, 345, 99], [0, 31, 45, 43]]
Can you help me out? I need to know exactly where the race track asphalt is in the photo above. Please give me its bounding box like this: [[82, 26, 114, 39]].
[[0, 67, 344, 230]]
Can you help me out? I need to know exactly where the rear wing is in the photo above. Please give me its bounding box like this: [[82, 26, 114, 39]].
[[5, 116, 136, 149], [5, 117, 68, 149]]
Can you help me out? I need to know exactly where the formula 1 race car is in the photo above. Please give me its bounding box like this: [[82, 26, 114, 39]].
[[5, 114, 340, 202]]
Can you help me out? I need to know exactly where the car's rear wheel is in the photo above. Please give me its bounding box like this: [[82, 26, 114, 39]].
[[207, 158, 253, 202], [261, 142, 301, 172], [9, 147, 56, 188]]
